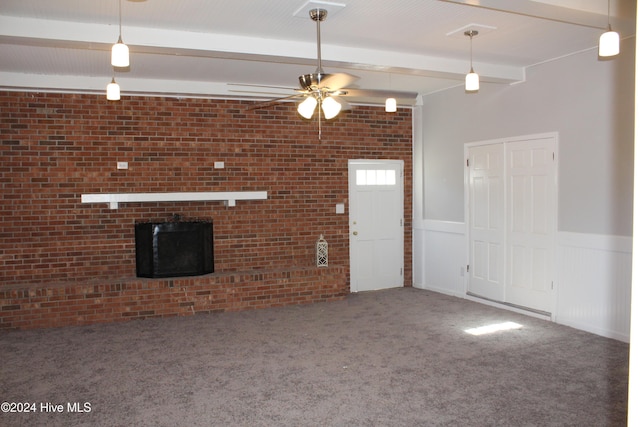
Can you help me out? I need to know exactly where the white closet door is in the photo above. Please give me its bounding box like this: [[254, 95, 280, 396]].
[[467, 134, 557, 314], [467, 144, 504, 301], [505, 138, 557, 313]]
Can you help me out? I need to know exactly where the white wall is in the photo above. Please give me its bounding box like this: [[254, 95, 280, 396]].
[[421, 38, 634, 235], [414, 37, 635, 341]]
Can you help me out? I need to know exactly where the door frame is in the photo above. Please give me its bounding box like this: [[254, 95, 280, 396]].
[[348, 159, 405, 293], [463, 132, 559, 320]]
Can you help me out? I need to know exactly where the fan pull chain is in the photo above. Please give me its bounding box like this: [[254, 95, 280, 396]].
[[318, 105, 322, 140]]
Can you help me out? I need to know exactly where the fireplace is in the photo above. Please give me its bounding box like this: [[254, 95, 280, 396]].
[[135, 219, 213, 278]]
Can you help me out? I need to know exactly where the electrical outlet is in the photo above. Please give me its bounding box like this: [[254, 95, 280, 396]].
[[117, 161, 128, 170], [214, 161, 224, 169]]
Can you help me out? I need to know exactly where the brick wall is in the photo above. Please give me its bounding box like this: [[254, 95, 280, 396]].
[[0, 92, 413, 329], [0, 267, 346, 329]]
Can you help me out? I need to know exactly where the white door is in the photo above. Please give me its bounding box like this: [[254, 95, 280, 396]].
[[348, 160, 404, 292], [466, 134, 557, 314], [505, 138, 556, 312], [467, 144, 505, 301]]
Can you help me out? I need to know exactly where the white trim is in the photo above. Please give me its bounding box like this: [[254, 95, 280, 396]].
[[417, 219, 465, 234], [558, 231, 632, 252], [465, 294, 552, 321]]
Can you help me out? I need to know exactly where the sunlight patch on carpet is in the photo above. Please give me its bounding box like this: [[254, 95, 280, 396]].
[[464, 321, 523, 336]]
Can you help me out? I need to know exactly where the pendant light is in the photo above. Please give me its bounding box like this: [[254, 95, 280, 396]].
[[385, 73, 397, 112], [111, 0, 129, 67], [464, 30, 479, 92], [106, 77, 121, 101], [599, 0, 619, 57], [385, 98, 397, 113]]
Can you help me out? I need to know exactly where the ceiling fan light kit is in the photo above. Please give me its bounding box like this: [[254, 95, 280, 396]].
[[297, 96, 318, 119], [321, 96, 342, 119]]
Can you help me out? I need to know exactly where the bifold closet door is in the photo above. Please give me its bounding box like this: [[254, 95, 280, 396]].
[[467, 144, 504, 302], [505, 138, 556, 313], [467, 135, 557, 313]]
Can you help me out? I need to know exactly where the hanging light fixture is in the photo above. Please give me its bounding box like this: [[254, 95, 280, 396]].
[[385, 97, 397, 113], [106, 76, 121, 101], [385, 72, 397, 112], [464, 30, 479, 92], [599, 0, 619, 57], [111, 0, 129, 67]]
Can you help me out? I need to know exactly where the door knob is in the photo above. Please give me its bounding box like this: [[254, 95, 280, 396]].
[[353, 231, 358, 235]]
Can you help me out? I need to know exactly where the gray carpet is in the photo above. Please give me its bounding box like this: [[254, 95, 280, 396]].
[[0, 288, 629, 426]]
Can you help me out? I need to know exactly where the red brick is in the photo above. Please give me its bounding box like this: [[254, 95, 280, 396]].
[[1, 91, 411, 329]]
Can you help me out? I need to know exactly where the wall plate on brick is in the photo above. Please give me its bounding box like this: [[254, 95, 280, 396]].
[[117, 161, 128, 170], [214, 161, 224, 169]]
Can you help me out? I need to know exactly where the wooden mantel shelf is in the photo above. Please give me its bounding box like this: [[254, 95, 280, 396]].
[[81, 191, 268, 209]]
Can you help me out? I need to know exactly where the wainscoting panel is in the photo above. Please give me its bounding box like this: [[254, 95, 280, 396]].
[[414, 223, 632, 342], [556, 232, 632, 342], [413, 220, 466, 297]]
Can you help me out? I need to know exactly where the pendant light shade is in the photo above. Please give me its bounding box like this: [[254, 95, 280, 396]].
[[111, 0, 129, 67], [298, 96, 318, 119], [385, 97, 397, 113], [321, 96, 341, 119], [465, 69, 480, 92], [464, 30, 479, 92], [111, 37, 129, 67], [106, 77, 121, 101], [599, 27, 620, 57]]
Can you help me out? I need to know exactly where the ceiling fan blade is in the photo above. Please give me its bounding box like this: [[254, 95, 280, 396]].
[[341, 88, 418, 103], [247, 94, 304, 110], [332, 96, 352, 111], [318, 73, 359, 90], [229, 89, 296, 97], [228, 83, 298, 91]]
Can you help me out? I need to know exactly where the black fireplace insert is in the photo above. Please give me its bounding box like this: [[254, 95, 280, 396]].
[[135, 219, 213, 278]]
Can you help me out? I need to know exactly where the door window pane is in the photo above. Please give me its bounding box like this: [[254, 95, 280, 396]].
[[356, 169, 397, 186]]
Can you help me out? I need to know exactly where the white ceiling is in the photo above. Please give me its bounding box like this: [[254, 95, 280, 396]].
[[0, 0, 636, 105]]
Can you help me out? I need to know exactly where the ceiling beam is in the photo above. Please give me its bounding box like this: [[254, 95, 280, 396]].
[[0, 15, 525, 86], [438, 0, 635, 33]]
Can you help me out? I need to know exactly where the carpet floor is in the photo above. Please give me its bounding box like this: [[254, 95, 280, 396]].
[[0, 287, 629, 426]]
